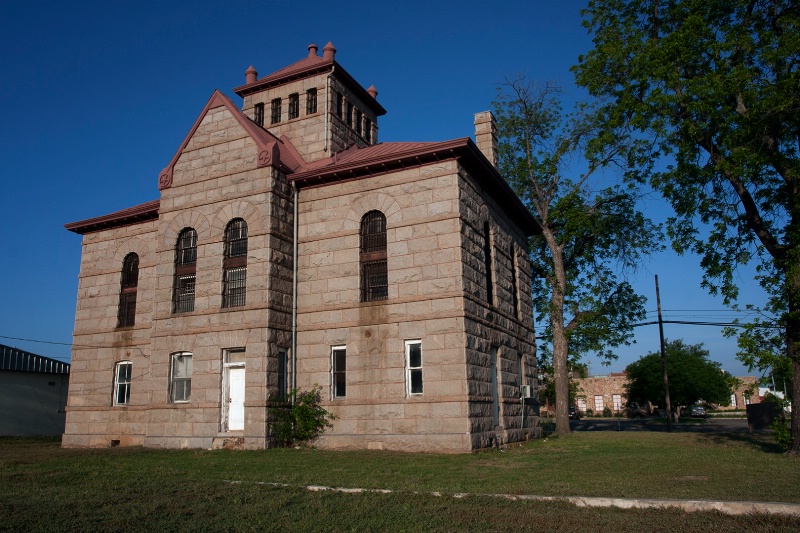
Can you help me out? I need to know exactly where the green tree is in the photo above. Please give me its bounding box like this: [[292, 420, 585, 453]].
[[626, 339, 731, 418], [574, 0, 800, 453], [493, 77, 662, 435]]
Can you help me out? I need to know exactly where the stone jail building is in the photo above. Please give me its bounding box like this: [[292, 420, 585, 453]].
[[63, 43, 541, 452]]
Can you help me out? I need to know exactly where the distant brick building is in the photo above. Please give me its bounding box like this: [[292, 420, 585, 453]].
[[63, 43, 541, 452], [575, 372, 761, 414]]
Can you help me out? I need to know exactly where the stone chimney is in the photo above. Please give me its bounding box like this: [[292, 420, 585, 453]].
[[245, 65, 257, 84], [474, 111, 497, 167], [308, 43, 318, 57], [323, 41, 336, 61]]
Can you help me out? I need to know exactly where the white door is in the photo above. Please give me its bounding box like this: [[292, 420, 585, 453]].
[[227, 367, 245, 431]]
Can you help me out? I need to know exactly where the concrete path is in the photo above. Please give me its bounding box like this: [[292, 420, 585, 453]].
[[225, 480, 800, 517]]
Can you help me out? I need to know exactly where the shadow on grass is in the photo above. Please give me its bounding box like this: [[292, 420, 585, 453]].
[[693, 431, 786, 454]]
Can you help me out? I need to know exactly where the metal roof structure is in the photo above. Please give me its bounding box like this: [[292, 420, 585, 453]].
[[0, 344, 70, 374]]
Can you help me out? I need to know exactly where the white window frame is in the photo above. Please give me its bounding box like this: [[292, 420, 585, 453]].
[[594, 395, 604, 412], [113, 361, 132, 406], [612, 394, 622, 412], [577, 397, 587, 412], [170, 352, 193, 403], [405, 340, 423, 396], [332, 346, 346, 399]]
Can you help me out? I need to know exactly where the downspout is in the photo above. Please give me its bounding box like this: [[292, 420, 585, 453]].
[[324, 65, 335, 153], [291, 182, 299, 404]]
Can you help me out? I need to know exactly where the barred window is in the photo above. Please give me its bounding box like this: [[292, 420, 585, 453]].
[[117, 253, 139, 328], [223, 219, 247, 308], [173, 228, 197, 313], [364, 118, 372, 143], [306, 88, 317, 114], [170, 352, 192, 403], [271, 98, 281, 124], [355, 109, 362, 135], [346, 102, 353, 128], [360, 211, 387, 302], [288, 93, 299, 120], [254, 102, 264, 127]]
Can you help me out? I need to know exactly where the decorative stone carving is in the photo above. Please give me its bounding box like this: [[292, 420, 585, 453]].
[[158, 169, 173, 190]]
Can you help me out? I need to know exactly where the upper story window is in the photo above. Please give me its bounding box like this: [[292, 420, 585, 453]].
[[483, 221, 494, 306], [346, 102, 353, 128], [335, 91, 343, 119], [117, 253, 139, 328], [355, 109, 362, 136], [223, 219, 248, 308], [306, 88, 317, 114], [288, 93, 299, 120], [271, 98, 281, 124], [360, 210, 387, 302], [254, 102, 264, 127], [510, 244, 519, 318], [364, 118, 372, 143], [173, 228, 197, 313]]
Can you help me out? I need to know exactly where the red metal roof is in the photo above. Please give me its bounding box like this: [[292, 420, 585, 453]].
[[290, 139, 541, 236], [65, 199, 160, 235], [233, 50, 386, 116]]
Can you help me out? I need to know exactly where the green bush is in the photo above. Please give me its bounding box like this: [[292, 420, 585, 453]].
[[270, 386, 334, 447], [586, 408, 594, 416], [602, 407, 612, 417]]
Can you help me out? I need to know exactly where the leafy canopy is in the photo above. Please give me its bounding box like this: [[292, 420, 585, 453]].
[[625, 339, 732, 407]]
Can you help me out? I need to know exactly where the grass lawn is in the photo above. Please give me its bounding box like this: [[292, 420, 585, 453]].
[[2, 432, 799, 532]]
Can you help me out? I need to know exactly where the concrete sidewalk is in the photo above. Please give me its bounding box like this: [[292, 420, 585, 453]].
[[226, 480, 800, 517]]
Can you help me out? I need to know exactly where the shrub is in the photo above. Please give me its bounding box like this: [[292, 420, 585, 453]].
[[602, 407, 612, 417], [586, 409, 594, 416], [270, 386, 334, 447]]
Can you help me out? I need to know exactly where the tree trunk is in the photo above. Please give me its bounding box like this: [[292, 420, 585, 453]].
[[787, 261, 800, 455], [544, 229, 571, 435]]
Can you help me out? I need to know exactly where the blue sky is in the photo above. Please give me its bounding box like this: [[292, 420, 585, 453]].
[[0, 0, 770, 378]]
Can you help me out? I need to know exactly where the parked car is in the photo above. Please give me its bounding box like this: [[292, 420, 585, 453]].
[[568, 406, 582, 419], [690, 405, 707, 418]]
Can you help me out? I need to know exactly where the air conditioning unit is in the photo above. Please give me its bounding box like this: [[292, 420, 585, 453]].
[[521, 385, 533, 398]]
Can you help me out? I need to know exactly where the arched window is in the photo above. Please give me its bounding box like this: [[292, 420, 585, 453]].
[[223, 219, 247, 307], [360, 210, 387, 302], [117, 253, 139, 327], [173, 228, 197, 313]]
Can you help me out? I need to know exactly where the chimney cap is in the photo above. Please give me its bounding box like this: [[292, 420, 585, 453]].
[[308, 43, 318, 57], [245, 65, 258, 84], [323, 41, 336, 61], [367, 85, 378, 99]]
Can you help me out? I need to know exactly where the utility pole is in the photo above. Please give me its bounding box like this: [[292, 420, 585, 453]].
[[656, 275, 672, 432]]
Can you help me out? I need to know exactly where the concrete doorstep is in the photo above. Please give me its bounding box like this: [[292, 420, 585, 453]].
[[223, 480, 800, 517]]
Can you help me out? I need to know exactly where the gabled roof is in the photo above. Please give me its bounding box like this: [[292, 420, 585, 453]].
[[65, 199, 160, 235], [157, 90, 306, 191], [233, 45, 386, 116], [290, 139, 541, 236], [0, 344, 70, 374]]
